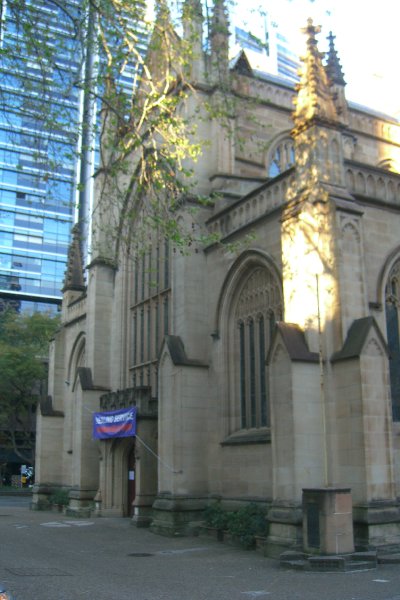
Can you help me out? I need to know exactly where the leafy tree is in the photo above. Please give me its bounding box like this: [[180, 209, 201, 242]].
[[92, 0, 207, 260], [0, 0, 226, 261], [0, 309, 60, 464]]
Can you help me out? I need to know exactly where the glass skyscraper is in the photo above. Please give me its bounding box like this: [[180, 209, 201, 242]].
[[0, 0, 147, 313], [0, 0, 82, 312], [233, 20, 299, 84]]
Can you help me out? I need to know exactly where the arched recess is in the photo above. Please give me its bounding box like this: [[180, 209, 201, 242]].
[[62, 332, 86, 461], [103, 436, 136, 516], [376, 246, 400, 421], [330, 139, 340, 181], [215, 250, 282, 333], [384, 258, 400, 421], [356, 172, 366, 194], [67, 332, 86, 392], [266, 131, 295, 178], [375, 245, 400, 308], [215, 250, 283, 434], [345, 169, 355, 190]]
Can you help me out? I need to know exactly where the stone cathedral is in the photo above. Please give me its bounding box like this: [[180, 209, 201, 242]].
[[33, 5, 400, 556]]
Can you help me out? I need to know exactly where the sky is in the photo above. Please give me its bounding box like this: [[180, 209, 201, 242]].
[[231, 0, 400, 117]]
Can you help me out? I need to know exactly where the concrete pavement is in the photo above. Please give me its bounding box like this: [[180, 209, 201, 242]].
[[1, 498, 400, 600]]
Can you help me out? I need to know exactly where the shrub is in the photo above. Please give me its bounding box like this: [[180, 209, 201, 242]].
[[204, 501, 268, 549], [227, 503, 268, 549], [203, 502, 231, 530], [49, 489, 69, 506]]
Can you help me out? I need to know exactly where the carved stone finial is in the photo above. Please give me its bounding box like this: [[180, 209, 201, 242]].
[[292, 19, 338, 133], [211, 0, 229, 35], [182, 0, 204, 82], [325, 31, 346, 86], [210, 0, 229, 54], [210, 0, 230, 81], [62, 224, 85, 293], [302, 18, 322, 47]]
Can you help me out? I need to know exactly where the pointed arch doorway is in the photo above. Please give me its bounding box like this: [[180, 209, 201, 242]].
[[97, 407, 158, 521], [100, 437, 136, 517]]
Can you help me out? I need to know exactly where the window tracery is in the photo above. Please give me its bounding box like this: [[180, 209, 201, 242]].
[[385, 259, 400, 421], [233, 267, 282, 430], [268, 139, 295, 178], [130, 236, 171, 393]]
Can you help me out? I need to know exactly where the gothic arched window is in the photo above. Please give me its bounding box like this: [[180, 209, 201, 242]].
[[233, 267, 282, 430], [385, 259, 400, 421], [268, 138, 295, 178], [130, 235, 171, 393]]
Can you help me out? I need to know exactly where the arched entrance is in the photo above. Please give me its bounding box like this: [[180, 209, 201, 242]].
[[98, 413, 158, 520], [99, 437, 136, 517]]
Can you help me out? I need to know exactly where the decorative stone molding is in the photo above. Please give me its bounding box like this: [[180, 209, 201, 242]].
[[40, 395, 64, 418], [345, 162, 400, 204], [99, 386, 157, 416]]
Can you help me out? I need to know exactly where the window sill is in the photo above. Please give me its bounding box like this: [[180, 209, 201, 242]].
[[221, 428, 271, 446]]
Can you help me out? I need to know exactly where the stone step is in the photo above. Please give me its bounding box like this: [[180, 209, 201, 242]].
[[378, 553, 400, 564], [346, 560, 377, 572], [308, 556, 347, 571], [350, 551, 377, 564], [280, 550, 307, 562], [280, 559, 308, 570], [280, 551, 378, 572]]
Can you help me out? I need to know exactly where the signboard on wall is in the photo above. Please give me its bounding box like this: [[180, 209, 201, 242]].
[[93, 407, 137, 440]]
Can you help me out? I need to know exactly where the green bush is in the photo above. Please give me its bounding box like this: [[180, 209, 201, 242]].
[[204, 502, 268, 549], [227, 503, 268, 549], [203, 502, 231, 530], [49, 489, 69, 506]]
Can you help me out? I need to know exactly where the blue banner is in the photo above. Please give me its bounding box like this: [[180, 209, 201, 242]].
[[93, 407, 137, 440]]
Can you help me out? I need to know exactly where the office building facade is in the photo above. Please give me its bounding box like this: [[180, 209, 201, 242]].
[[0, 0, 81, 312], [0, 0, 147, 313], [233, 12, 299, 83]]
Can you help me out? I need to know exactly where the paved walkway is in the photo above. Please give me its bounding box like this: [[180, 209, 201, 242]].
[[1, 501, 400, 600]]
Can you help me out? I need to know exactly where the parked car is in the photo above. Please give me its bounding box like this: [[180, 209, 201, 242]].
[[0, 582, 15, 599]]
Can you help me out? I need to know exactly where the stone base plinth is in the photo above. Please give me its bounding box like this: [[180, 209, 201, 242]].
[[31, 485, 52, 511], [64, 488, 96, 518], [303, 487, 354, 555], [150, 493, 207, 536], [131, 504, 153, 528], [353, 502, 400, 551], [264, 503, 303, 557], [30, 483, 62, 511], [280, 550, 377, 571]]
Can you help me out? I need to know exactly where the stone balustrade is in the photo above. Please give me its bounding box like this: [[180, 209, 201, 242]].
[[207, 171, 295, 240], [207, 162, 400, 243], [345, 161, 400, 205]]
